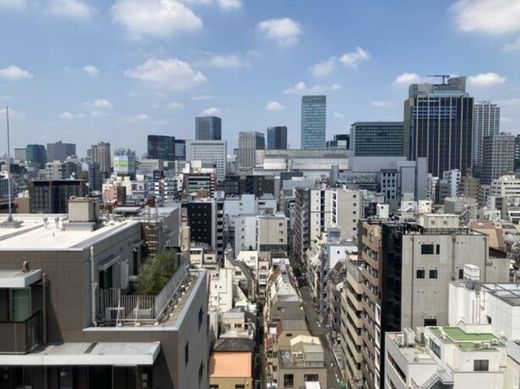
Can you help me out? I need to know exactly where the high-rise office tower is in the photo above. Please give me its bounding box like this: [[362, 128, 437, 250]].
[[147, 135, 176, 161], [175, 139, 186, 161], [481, 133, 514, 185], [88, 162, 102, 191], [186, 140, 227, 181], [267, 126, 288, 150], [46, 141, 76, 162], [404, 76, 473, 177], [26, 144, 47, 169], [473, 101, 500, 168], [301, 95, 326, 149], [195, 116, 222, 140], [351, 122, 404, 156], [515, 134, 520, 172], [326, 134, 350, 149], [90, 141, 111, 178], [238, 131, 265, 169]]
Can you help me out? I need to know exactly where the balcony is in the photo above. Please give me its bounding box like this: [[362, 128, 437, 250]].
[[0, 311, 43, 354], [97, 266, 190, 325]]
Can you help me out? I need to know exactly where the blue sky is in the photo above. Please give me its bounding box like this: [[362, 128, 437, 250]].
[[0, 0, 519, 155]]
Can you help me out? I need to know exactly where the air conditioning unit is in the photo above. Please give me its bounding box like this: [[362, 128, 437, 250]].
[[482, 343, 491, 349]]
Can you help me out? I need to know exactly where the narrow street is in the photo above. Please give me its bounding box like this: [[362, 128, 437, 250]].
[[300, 283, 342, 389]]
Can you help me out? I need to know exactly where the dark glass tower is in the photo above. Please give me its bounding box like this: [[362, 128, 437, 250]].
[[147, 135, 176, 161], [267, 126, 288, 150], [301, 95, 326, 149], [195, 116, 222, 140], [404, 76, 473, 177]]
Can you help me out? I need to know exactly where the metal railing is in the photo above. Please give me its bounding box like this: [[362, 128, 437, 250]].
[[0, 311, 43, 354], [97, 266, 189, 325]]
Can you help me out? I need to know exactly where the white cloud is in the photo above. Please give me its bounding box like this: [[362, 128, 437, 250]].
[[503, 38, 520, 52], [166, 101, 185, 110], [200, 107, 220, 115], [468, 72, 506, 87], [265, 101, 285, 112], [180, 0, 241, 10], [339, 47, 370, 68], [393, 72, 424, 86], [283, 81, 341, 95], [0, 0, 25, 9], [371, 100, 395, 108], [48, 0, 93, 20], [333, 112, 345, 118], [191, 95, 213, 101], [84, 99, 113, 109], [125, 58, 206, 90], [82, 65, 99, 76], [112, 0, 203, 39], [0, 65, 32, 80], [205, 54, 248, 68], [310, 58, 336, 77], [257, 17, 302, 46], [59, 111, 85, 120], [451, 0, 520, 35], [497, 98, 520, 107]]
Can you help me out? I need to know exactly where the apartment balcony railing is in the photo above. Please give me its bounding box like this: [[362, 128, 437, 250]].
[[0, 311, 43, 354], [97, 266, 189, 325]]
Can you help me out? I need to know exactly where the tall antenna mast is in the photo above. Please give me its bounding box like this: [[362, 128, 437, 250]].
[[5, 106, 13, 222]]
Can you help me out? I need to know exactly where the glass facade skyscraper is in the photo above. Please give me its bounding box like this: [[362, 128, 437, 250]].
[[267, 126, 288, 150], [404, 76, 473, 177], [351, 122, 404, 156], [147, 135, 176, 161], [195, 116, 222, 140], [301, 95, 326, 149]]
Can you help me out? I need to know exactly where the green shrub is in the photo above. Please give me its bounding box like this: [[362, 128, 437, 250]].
[[135, 249, 176, 295]]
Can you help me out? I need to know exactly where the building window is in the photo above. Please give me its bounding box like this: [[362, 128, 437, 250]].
[[59, 367, 74, 389], [185, 342, 189, 366], [459, 269, 464, 279], [416, 269, 425, 279], [429, 269, 438, 279], [474, 360, 489, 371], [424, 318, 437, 326], [283, 374, 294, 388], [304, 374, 319, 382], [235, 385, 245, 389], [429, 340, 441, 358], [436, 244, 440, 254], [198, 307, 204, 330], [209, 386, 219, 389], [421, 244, 434, 254]]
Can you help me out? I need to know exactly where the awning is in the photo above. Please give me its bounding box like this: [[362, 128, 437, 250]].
[[0, 269, 42, 288], [0, 342, 161, 366], [97, 255, 121, 271]]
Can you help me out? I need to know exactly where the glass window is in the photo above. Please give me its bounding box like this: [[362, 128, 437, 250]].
[[283, 374, 294, 388], [59, 367, 74, 389], [11, 288, 32, 322], [416, 269, 425, 279], [474, 360, 489, 371], [421, 244, 434, 255], [429, 269, 438, 279], [304, 374, 319, 382]]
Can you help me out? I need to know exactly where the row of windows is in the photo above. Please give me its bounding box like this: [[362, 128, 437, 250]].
[[416, 269, 438, 279]]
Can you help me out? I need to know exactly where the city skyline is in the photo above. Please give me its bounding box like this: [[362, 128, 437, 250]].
[[0, 0, 519, 155]]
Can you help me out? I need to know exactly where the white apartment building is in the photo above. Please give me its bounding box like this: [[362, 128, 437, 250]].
[[490, 175, 520, 198], [385, 325, 508, 389], [186, 140, 227, 180]]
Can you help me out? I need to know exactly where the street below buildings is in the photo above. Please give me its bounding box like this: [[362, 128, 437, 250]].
[[299, 283, 343, 389]]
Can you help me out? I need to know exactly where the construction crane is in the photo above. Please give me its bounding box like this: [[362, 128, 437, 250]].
[[427, 74, 451, 84]]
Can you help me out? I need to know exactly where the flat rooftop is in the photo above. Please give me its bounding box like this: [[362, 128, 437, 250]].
[[0, 214, 140, 251], [0, 342, 160, 366], [481, 283, 520, 306], [430, 327, 501, 352]]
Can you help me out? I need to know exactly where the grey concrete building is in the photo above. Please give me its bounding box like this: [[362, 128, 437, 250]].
[[90, 142, 111, 178], [0, 199, 209, 389], [481, 133, 515, 185], [473, 101, 500, 168], [46, 141, 76, 162], [186, 140, 227, 181], [238, 131, 265, 169]]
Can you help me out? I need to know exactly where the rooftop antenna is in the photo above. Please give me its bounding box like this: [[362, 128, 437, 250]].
[[1, 106, 21, 228], [427, 74, 450, 84]]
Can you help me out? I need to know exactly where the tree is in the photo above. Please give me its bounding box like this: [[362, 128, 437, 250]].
[[135, 249, 176, 295]]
